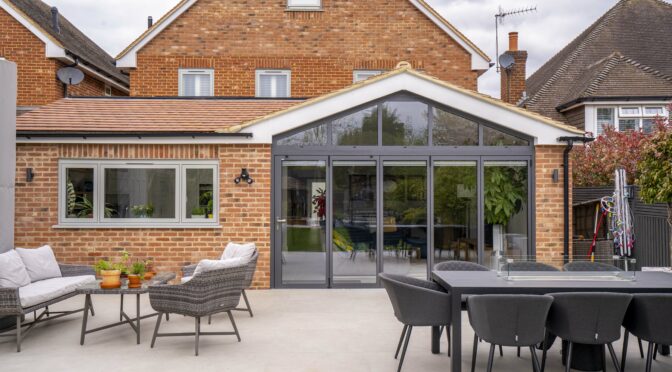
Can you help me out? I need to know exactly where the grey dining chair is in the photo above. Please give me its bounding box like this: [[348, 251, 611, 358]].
[[543, 292, 633, 372], [500, 261, 560, 272], [563, 261, 622, 272], [467, 295, 553, 372], [379, 273, 452, 372], [621, 294, 672, 372]]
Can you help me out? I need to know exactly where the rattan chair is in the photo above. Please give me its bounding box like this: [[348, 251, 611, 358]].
[[149, 264, 247, 356]]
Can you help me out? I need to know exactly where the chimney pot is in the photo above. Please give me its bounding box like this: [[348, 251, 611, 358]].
[[148, 16, 153, 29], [50, 7, 60, 34], [508, 32, 519, 52]]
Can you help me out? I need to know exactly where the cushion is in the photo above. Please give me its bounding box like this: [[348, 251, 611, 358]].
[[19, 275, 95, 308], [193, 257, 246, 277], [180, 276, 192, 284], [221, 242, 256, 261], [15, 245, 62, 282], [0, 250, 31, 288]]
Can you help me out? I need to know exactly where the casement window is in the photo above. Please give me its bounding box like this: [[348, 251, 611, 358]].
[[256, 70, 291, 98], [179, 69, 214, 97], [595, 108, 615, 135], [353, 70, 384, 83], [58, 160, 218, 228], [594, 105, 666, 135], [287, 0, 321, 10]]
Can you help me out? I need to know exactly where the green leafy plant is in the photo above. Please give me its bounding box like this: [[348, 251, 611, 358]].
[[199, 191, 214, 216], [484, 166, 527, 226], [130, 261, 146, 277], [94, 259, 114, 272], [131, 204, 154, 218], [191, 206, 206, 216]]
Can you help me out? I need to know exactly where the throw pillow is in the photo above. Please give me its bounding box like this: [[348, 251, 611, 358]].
[[194, 257, 246, 277], [15, 245, 62, 282], [221, 242, 256, 261], [0, 250, 32, 288]]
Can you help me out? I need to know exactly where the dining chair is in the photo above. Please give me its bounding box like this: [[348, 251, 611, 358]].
[[467, 294, 553, 372], [563, 261, 622, 272], [621, 294, 672, 372], [543, 292, 633, 372], [500, 261, 560, 272], [379, 273, 452, 372]]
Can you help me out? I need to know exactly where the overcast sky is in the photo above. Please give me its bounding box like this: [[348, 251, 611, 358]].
[[46, 0, 622, 97]]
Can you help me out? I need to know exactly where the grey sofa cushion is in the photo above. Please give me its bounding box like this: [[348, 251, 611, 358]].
[[0, 250, 31, 288], [16, 245, 62, 282]]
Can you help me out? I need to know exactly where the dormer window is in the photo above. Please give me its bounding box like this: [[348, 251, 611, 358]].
[[287, 0, 321, 10]]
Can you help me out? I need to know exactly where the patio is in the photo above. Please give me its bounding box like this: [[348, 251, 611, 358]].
[[1, 289, 669, 372]]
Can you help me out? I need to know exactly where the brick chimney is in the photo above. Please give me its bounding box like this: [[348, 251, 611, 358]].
[[500, 32, 527, 105]]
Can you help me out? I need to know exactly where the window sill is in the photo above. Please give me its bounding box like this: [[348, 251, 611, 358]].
[[285, 8, 323, 12], [53, 224, 222, 230]]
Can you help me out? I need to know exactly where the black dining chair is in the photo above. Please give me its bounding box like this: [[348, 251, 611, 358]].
[[379, 273, 452, 372], [500, 261, 560, 272], [543, 292, 633, 372], [563, 261, 622, 272], [467, 294, 553, 372], [621, 294, 672, 372]]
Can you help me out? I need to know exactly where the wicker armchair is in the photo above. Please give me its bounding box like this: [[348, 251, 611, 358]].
[[182, 249, 258, 318], [149, 263, 247, 356], [0, 264, 95, 352]]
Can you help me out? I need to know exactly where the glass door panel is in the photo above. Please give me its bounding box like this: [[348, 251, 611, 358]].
[[382, 161, 428, 279], [279, 160, 327, 286], [332, 161, 377, 285], [483, 161, 529, 269], [433, 161, 478, 265]]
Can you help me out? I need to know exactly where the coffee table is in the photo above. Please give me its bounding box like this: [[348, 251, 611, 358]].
[[77, 273, 176, 345]]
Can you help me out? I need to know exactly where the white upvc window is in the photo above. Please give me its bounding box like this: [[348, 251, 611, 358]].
[[104, 85, 112, 96], [594, 105, 667, 135], [58, 160, 219, 228], [353, 70, 384, 83], [287, 0, 321, 10], [179, 69, 214, 97], [644, 106, 665, 117], [619, 106, 641, 117], [595, 107, 615, 135], [256, 70, 291, 98]]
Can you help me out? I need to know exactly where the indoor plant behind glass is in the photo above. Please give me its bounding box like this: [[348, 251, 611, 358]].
[[191, 206, 206, 219]]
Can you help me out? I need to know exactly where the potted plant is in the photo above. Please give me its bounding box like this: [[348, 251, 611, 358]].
[[128, 261, 146, 289], [131, 204, 155, 218], [200, 191, 214, 218], [95, 259, 122, 289], [484, 166, 527, 261], [144, 259, 156, 280], [191, 206, 207, 219]]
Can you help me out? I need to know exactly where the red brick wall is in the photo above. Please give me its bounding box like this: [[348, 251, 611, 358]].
[[130, 0, 478, 97], [14, 143, 272, 289]]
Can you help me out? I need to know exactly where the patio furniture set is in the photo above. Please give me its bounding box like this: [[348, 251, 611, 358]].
[[381, 260, 672, 372], [0, 243, 259, 356]]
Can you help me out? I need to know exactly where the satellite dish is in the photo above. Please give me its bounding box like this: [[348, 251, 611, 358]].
[[57, 67, 85, 85], [499, 53, 515, 70]]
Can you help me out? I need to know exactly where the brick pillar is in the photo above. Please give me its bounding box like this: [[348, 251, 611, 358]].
[[500, 32, 527, 105]]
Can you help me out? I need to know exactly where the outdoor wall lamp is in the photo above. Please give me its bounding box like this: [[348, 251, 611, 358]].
[[26, 168, 34, 183], [234, 168, 254, 185]]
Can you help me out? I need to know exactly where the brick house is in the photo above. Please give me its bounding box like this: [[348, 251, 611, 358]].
[[0, 0, 129, 115], [14, 0, 583, 289]]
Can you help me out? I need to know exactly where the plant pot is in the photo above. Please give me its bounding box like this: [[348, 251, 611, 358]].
[[100, 270, 121, 289], [144, 271, 156, 280], [127, 274, 142, 288]]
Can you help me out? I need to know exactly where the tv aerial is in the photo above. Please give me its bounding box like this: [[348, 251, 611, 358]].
[[57, 66, 85, 97], [495, 5, 537, 73]]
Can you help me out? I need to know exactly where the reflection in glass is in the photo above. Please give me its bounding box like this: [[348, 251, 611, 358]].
[[483, 126, 529, 146], [276, 123, 328, 146], [332, 106, 378, 146], [483, 161, 529, 268], [433, 162, 478, 265], [65, 168, 95, 219], [332, 161, 377, 284], [382, 101, 429, 146], [432, 108, 479, 146], [104, 168, 176, 219], [280, 161, 327, 285], [383, 161, 427, 279], [186, 168, 214, 220]]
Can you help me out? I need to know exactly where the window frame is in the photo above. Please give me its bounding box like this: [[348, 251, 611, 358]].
[[286, 0, 322, 10], [353, 70, 384, 83], [255, 69, 291, 98], [594, 105, 668, 134], [178, 69, 215, 97], [643, 106, 665, 117], [619, 106, 641, 117], [57, 160, 219, 228]]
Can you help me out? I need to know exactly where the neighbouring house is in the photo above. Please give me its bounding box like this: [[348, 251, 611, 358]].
[[508, 0, 672, 134], [0, 0, 129, 115], [14, 0, 583, 289]]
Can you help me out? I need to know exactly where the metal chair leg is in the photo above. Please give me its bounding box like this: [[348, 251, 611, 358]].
[[241, 289, 253, 317], [607, 343, 621, 372], [518, 346, 521, 357], [487, 344, 496, 372], [499, 344, 504, 357], [446, 324, 451, 357], [645, 342, 654, 372], [16, 315, 22, 353], [397, 325, 412, 372], [208, 314, 212, 325], [653, 344, 658, 360], [541, 331, 549, 372], [195, 316, 200, 356], [621, 331, 629, 372], [638, 337, 644, 358], [151, 312, 163, 348], [395, 325, 408, 359], [228, 311, 241, 342], [566, 342, 573, 372], [602, 344, 607, 372], [530, 346, 541, 372], [471, 334, 479, 372], [89, 300, 95, 316]]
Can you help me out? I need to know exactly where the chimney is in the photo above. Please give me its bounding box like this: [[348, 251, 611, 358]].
[[50, 7, 60, 34], [148, 16, 153, 29], [500, 32, 527, 105]]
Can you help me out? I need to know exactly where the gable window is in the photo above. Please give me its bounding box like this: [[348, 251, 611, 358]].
[[287, 0, 321, 10], [58, 160, 218, 227], [256, 70, 291, 98], [353, 70, 384, 83], [179, 69, 214, 97]]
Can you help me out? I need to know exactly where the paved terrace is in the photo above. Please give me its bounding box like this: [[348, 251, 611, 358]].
[[1, 289, 669, 372]]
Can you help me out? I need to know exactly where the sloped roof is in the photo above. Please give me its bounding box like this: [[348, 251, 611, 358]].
[[16, 98, 303, 133], [526, 0, 672, 120], [5, 0, 128, 86]]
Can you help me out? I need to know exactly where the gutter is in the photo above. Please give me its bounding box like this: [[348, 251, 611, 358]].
[[16, 131, 252, 139], [557, 96, 672, 112], [557, 136, 595, 263]]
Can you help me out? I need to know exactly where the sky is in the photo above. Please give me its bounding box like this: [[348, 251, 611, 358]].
[[45, 0, 621, 97]]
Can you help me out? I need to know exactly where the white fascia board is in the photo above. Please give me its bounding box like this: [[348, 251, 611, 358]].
[[407, 0, 490, 71], [245, 72, 579, 145], [0, 1, 65, 58], [582, 100, 672, 106], [16, 136, 254, 145], [58, 55, 130, 93]]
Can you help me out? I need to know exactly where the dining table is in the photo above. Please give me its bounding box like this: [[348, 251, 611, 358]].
[[430, 270, 672, 372]]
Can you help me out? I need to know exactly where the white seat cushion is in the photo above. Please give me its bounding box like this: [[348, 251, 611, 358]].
[[16, 245, 62, 282], [221, 242, 256, 261], [180, 276, 192, 284], [19, 275, 96, 308], [0, 250, 31, 288], [193, 257, 246, 277]]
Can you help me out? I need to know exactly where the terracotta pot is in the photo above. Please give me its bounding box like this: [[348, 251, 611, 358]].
[[100, 270, 121, 289], [127, 274, 142, 288], [144, 271, 156, 280]]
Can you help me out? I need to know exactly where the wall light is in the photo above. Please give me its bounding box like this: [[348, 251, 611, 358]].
[[234, 168, 254, 185], [26, 168, 34, 183]]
